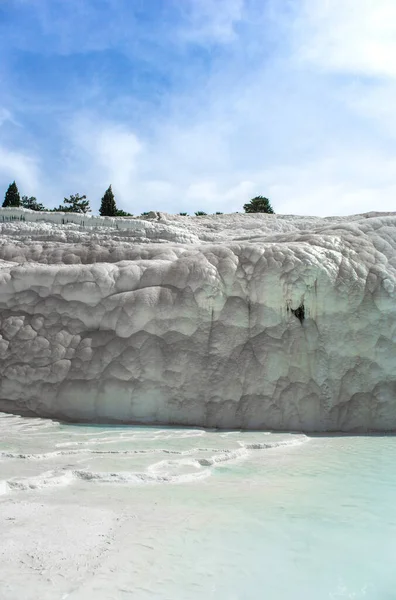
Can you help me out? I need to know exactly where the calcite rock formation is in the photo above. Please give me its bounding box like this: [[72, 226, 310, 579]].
[[1, 207, 395, 431]]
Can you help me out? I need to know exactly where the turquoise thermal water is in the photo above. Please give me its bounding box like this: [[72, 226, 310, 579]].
[[0, 413, 396, 599]]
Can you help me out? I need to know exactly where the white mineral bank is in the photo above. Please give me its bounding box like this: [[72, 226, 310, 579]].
[[1, 207, 396, 431]]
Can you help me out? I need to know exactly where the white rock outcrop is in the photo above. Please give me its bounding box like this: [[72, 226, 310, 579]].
[[1, 207, 395, 431]]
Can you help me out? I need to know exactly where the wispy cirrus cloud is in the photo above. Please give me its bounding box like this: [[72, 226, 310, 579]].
[[177, 0, 245, 44], [0, 0, 395, 216]]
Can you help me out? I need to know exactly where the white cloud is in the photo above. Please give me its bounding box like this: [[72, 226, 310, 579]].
[[0, 108, 13, 127], [65, 116, 143, 211], [274, 0, 396, 215], [0, 147, 40, 196], [295, 0, 396, 78], [93, 127, 142, 193], [2, 0, 396, 218], [344, 81, 396, 139], [179, 0, 245, 44], [268, 155, 396, 216]]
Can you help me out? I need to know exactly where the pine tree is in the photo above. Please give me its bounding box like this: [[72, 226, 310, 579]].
[[3, 181, 21, 207], [62, 193, 90, 213], [21, 196, 46, 211], [99, 185, 117, 216], [115, 209, 133, 217], [243, 196, 274, 214]]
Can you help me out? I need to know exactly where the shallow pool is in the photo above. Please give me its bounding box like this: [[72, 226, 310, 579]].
[[1, 413, 395, 599]]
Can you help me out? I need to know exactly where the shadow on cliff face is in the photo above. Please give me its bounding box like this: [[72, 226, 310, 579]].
[[290, 304, 305, 324]]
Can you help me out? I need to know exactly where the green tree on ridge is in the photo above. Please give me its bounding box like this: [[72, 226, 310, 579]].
[[243, 196, 274, 214], [99, 185, 117, 216], [3, 181, 21, 207]]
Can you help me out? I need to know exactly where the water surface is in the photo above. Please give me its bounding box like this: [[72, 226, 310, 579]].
[[0, 413, 395, 599]]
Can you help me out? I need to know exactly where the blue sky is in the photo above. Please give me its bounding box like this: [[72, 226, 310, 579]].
[[0, 0, 395, 216]]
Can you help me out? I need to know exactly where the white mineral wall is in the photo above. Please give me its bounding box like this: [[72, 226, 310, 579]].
[[1, 208, 395, 431]]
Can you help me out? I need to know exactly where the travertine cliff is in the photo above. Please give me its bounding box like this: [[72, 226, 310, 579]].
[[1, 208, 395, 431]]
